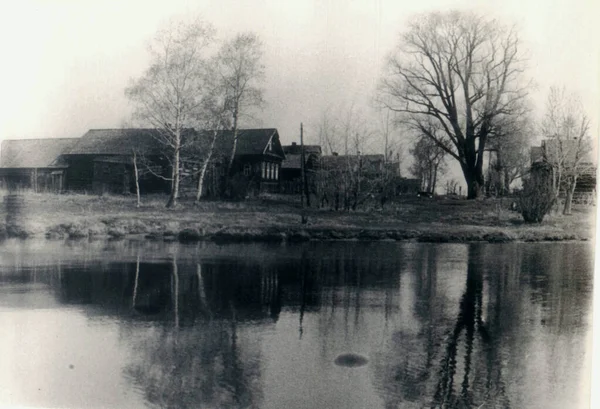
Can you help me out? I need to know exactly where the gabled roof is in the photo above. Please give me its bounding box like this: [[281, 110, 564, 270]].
[[0, 138, 78, 168], [212, 128, 285, 159], [65, 129, 165, 155], [67, 128, 285, 159], [236, 129, 284, 157]]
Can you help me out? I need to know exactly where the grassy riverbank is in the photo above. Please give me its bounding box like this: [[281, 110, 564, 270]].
[[0, 192, 595, 243]]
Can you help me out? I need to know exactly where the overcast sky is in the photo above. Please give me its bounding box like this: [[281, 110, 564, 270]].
[[0, 0, 597, 153]]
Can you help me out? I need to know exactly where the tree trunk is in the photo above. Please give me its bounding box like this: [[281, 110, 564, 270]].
[[227, 109, 239, 174], [463, 164, 485, 199], [563, 176, 577, 215], [432, 163, 438, 194], [132, 151, 141, 208], [166, 133, 181, 208], [196, 130, 218, 202]]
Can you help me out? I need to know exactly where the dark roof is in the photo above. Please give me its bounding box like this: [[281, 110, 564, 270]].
[[234, 129, 283, 156], [281, 154, 302, 169], [211, 128, 285, 159], [0, 138, 78, 168], [282, 143, 322, 155], [66, 129, 165, 155], [321, 154, 384, 168], [67, 128, 285, 159], [281, 152, 322, 170]]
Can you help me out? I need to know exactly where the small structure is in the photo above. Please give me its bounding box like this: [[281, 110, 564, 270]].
[[280, 142, 321, 194], [62, 129, 169, 194], [0, 138, 77, 192]]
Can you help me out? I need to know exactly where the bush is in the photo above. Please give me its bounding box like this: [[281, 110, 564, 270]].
[[519, 164, 555, 223]]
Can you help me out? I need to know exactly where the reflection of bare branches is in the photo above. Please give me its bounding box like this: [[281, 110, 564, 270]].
[[171, 255, 179, 329], [432, 245, 508, 409], [132, 254, 140, 308]]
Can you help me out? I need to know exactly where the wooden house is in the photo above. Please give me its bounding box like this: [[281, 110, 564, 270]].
[[199, 128, 286, 198], [280, 143, 322, 194], [61, 128, 285, 197], [0, 138, 77, 192], [62, 129, 171, 194], [530, 139, 596, 202]]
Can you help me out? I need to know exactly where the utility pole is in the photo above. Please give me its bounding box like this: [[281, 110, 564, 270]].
[[300, 123, 306, 207], [301, 123, 310, 207]]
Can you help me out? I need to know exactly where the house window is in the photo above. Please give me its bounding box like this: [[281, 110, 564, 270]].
[[266, 162, 271, 179], [243, 163, 251, 176], [262, 162, 266, 179], [274, 164, 279, 180]]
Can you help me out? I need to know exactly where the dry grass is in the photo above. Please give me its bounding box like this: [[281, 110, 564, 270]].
[[0, 190, 595, 242]]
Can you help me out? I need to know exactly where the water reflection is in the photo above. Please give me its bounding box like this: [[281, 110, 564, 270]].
[[0, 241, 593, 409]]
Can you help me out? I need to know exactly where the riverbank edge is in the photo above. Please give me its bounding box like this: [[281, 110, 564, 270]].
[[0, 217, 591, 244]]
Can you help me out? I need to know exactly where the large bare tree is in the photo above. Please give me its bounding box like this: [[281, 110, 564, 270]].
[[379, 11, 529, 199], [125, 18, 215, 207], [541, 86, 593, 214]]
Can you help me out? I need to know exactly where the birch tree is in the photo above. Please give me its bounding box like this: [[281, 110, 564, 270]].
[[125, 18, 215, 208], [541, 86, 593, 215], [379, 11, 529, 199], [215, 33, 265, 179]]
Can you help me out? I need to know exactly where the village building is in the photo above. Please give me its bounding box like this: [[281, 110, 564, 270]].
[[61, 128, 170, 194], [197, 128, 286, 198], [279, 142, 322, 194], [0, 138, 78, 192], [1, 128, 286, 198], [530, 139, 596, 202]]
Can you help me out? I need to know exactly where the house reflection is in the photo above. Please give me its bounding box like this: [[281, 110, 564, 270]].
[[1, 241, 591, 409]]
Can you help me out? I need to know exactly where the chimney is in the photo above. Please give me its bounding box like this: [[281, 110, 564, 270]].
[[332, 152, 338, 156], [291, 142, 297, 146]]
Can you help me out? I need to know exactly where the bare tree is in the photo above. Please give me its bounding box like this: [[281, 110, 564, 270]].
[[541, 86, 593, 215], [378, 109, 403, 207], [379, 11, 529, 199], [125, 18, 215, 208], [409, 133, 447, 193], [445, 179, 459, 195], [314, 105, 380, 210], [215, 33, 265, 178], [192, 68, 231, 202], [482, 111, 532, 196]]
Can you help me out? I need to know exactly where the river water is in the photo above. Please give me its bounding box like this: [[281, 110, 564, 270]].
[[0, 239, 593, 409]]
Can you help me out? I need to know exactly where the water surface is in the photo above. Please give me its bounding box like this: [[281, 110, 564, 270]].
[[0, 240, 593, 408]]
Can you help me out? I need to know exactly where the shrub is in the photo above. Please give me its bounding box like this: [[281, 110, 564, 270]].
[[519, 164, 555, 223]]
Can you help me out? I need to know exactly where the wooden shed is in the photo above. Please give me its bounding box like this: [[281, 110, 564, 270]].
[[0, 138, 78, 192]]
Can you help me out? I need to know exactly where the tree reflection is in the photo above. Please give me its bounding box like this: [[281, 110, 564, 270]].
[[431, 244, 504, 408], [2, 241, 591, 409]]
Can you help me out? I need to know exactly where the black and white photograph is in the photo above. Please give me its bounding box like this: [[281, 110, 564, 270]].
[[0, 1, 597, 408]]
